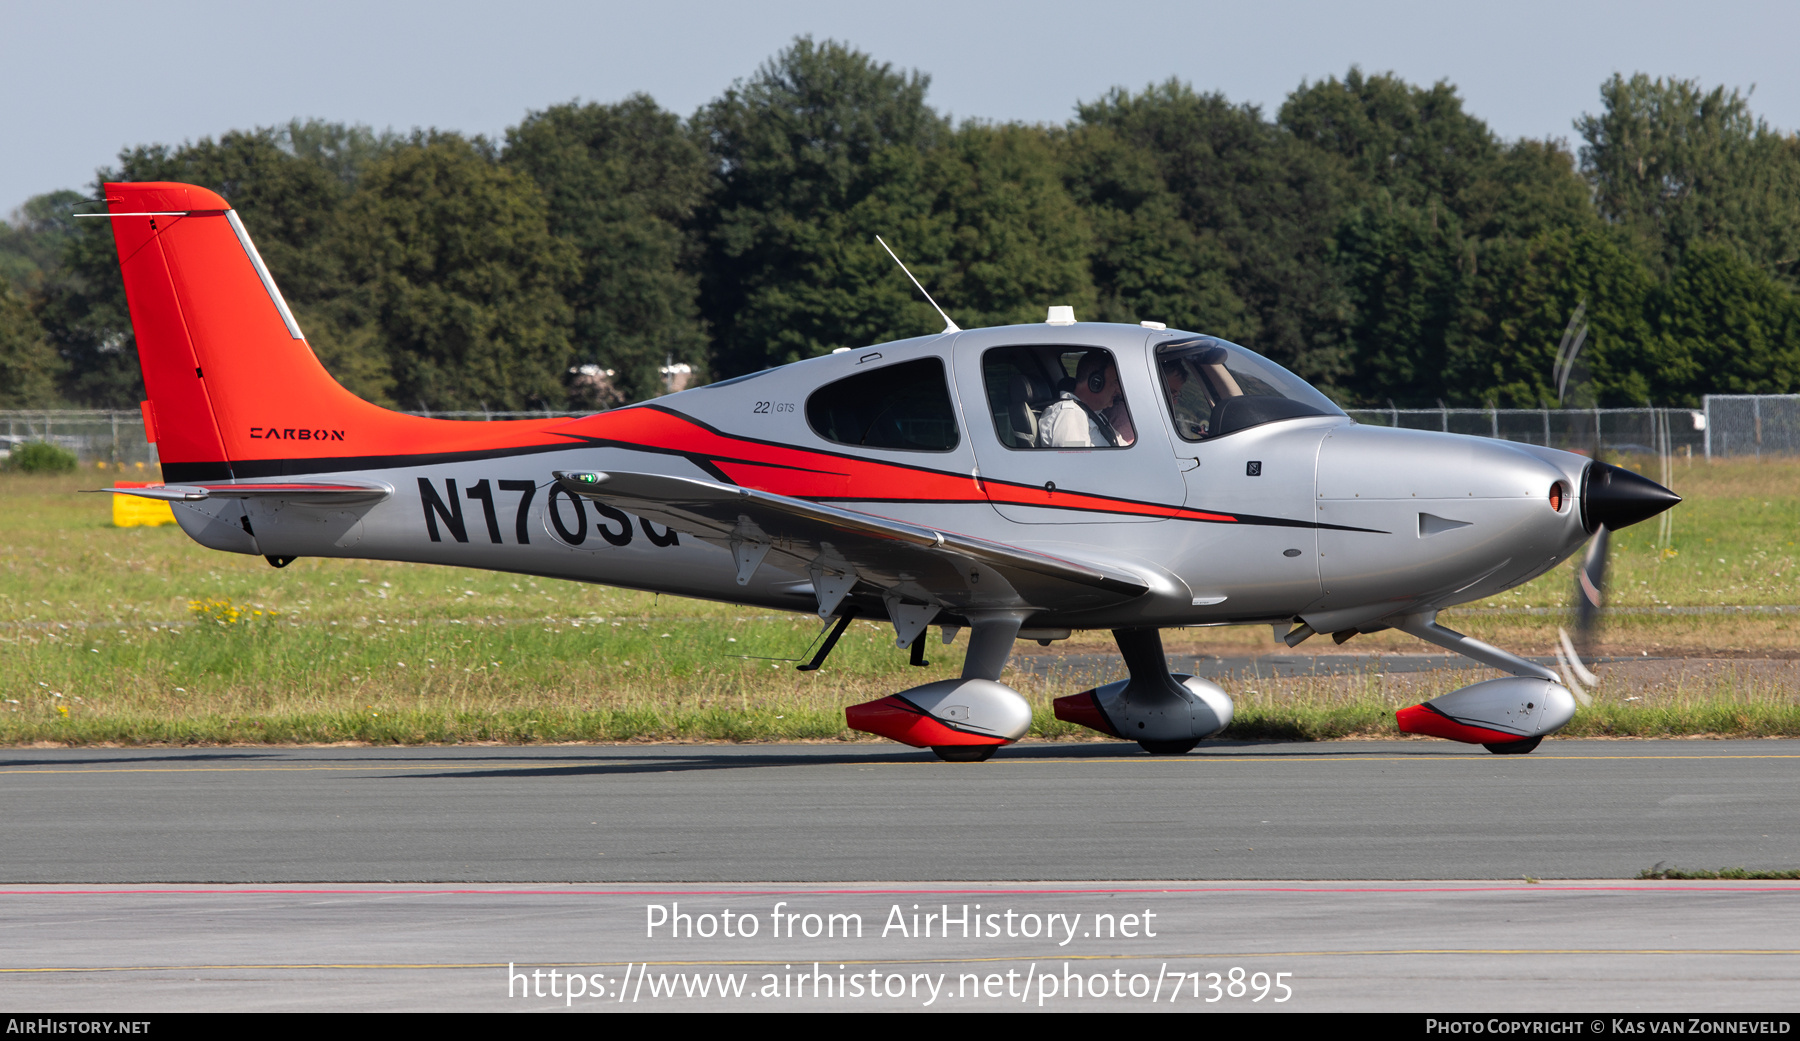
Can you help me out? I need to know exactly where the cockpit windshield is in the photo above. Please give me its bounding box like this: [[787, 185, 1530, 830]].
[[1155, 337, 1344, 442]]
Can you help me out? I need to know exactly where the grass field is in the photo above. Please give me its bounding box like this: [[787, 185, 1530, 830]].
[[1, 454, 1794, 746]]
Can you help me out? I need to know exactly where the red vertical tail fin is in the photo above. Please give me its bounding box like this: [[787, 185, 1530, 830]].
[[106, 183, 235, 476], [106, 182, 570, 480]]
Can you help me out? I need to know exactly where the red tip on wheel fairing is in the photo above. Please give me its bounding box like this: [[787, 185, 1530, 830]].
[[1052, 690, 1121, 737], [845, 695, 1008, 748], [1395, 704, 1529, 746]]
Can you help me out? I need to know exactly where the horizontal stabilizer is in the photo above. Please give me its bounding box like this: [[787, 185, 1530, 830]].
[[95, 480, 392, 506]]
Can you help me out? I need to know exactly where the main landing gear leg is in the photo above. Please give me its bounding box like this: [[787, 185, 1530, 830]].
[[961, 612, 1026, 682], [1114, 628, 1203, 755], [1053, 629, 1236, 752]]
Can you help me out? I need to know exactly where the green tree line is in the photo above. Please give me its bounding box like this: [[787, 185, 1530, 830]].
[[3, 38, 1798, 411]]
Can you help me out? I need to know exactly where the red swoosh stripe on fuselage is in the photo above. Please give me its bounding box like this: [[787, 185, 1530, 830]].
[[552, 406, 1362, 531], [174, 403, 1378, 532]]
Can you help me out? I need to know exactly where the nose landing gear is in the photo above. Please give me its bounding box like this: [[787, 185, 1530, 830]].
[[1391, 612, 1578, 754]]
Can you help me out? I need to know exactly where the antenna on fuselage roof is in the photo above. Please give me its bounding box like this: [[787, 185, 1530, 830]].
[[876, 236, 961, 334]]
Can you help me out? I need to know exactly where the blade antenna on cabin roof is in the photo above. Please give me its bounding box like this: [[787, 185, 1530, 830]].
[[876, 236, 961, 334]]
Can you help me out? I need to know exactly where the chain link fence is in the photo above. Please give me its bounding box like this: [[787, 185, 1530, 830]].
[[0, 410, 162, 469], [1702, 395, 1800, 458], [1341, 407, 1708, 459]]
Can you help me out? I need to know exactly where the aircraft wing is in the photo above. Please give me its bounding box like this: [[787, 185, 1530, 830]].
[[553, 470, 1147, 615], [96, 481, 392, 505]]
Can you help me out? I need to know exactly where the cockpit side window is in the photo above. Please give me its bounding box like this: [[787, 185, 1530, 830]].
[[805, 357, 960, 451], [981, 346, 1136, 450], [1156, 338, 1343, 442]]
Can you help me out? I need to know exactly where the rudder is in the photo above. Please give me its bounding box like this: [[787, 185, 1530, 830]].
[[105, 181, 571, 481]]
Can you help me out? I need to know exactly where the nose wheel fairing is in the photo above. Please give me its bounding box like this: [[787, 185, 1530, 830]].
[[1386, 614, 1581, 753], [1395, 676, 1579, 746]]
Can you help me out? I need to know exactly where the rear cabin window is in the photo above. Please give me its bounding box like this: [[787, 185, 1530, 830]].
[[805, 357, 960, 452]]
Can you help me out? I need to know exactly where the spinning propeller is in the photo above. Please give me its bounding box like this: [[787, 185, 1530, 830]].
[[1554, 462, 1682, 706]]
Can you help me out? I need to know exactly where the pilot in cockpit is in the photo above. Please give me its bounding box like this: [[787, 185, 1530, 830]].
[[1036, 352, 1136, 448]]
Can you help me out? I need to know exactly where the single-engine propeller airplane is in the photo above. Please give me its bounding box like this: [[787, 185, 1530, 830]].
[[93, 182, 1680, 761]]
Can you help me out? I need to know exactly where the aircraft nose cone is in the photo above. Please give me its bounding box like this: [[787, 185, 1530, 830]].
[[1581, 461, 1681, 532]]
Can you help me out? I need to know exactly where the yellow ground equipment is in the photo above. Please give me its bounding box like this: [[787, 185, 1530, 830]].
[[112, 482, 177, 527]]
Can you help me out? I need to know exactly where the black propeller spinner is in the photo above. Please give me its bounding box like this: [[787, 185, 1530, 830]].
[[1580, 461, 1682, 533]]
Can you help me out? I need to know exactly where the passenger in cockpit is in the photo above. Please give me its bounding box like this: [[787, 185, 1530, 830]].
[[1160, 356, 1210, 440]]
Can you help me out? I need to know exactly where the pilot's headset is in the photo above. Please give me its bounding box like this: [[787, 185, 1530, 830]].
[[1079, 354, 1111, 394]]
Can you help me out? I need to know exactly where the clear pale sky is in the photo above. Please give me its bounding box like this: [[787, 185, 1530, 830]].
[[4, 0, 1796, 215]]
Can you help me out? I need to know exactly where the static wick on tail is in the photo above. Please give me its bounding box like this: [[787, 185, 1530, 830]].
[[876, 236, 960, 334]]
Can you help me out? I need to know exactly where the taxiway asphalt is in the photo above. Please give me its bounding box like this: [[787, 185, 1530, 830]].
[[2, 881, 1797, 1011], [1, 740, 1795, 882]]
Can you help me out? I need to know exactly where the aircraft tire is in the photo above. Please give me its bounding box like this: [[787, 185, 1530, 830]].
[[1482, 737, 1543, 755], [1137, 739, 1200, 755], [932, 745, 998, 763]]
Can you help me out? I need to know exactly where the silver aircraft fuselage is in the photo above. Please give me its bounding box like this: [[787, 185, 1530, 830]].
[[172, 321, 1595, 638], [104, 180, 1682, 756]]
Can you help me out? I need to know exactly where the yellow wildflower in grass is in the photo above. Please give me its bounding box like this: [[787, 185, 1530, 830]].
[[187, 597, 279, 627]]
